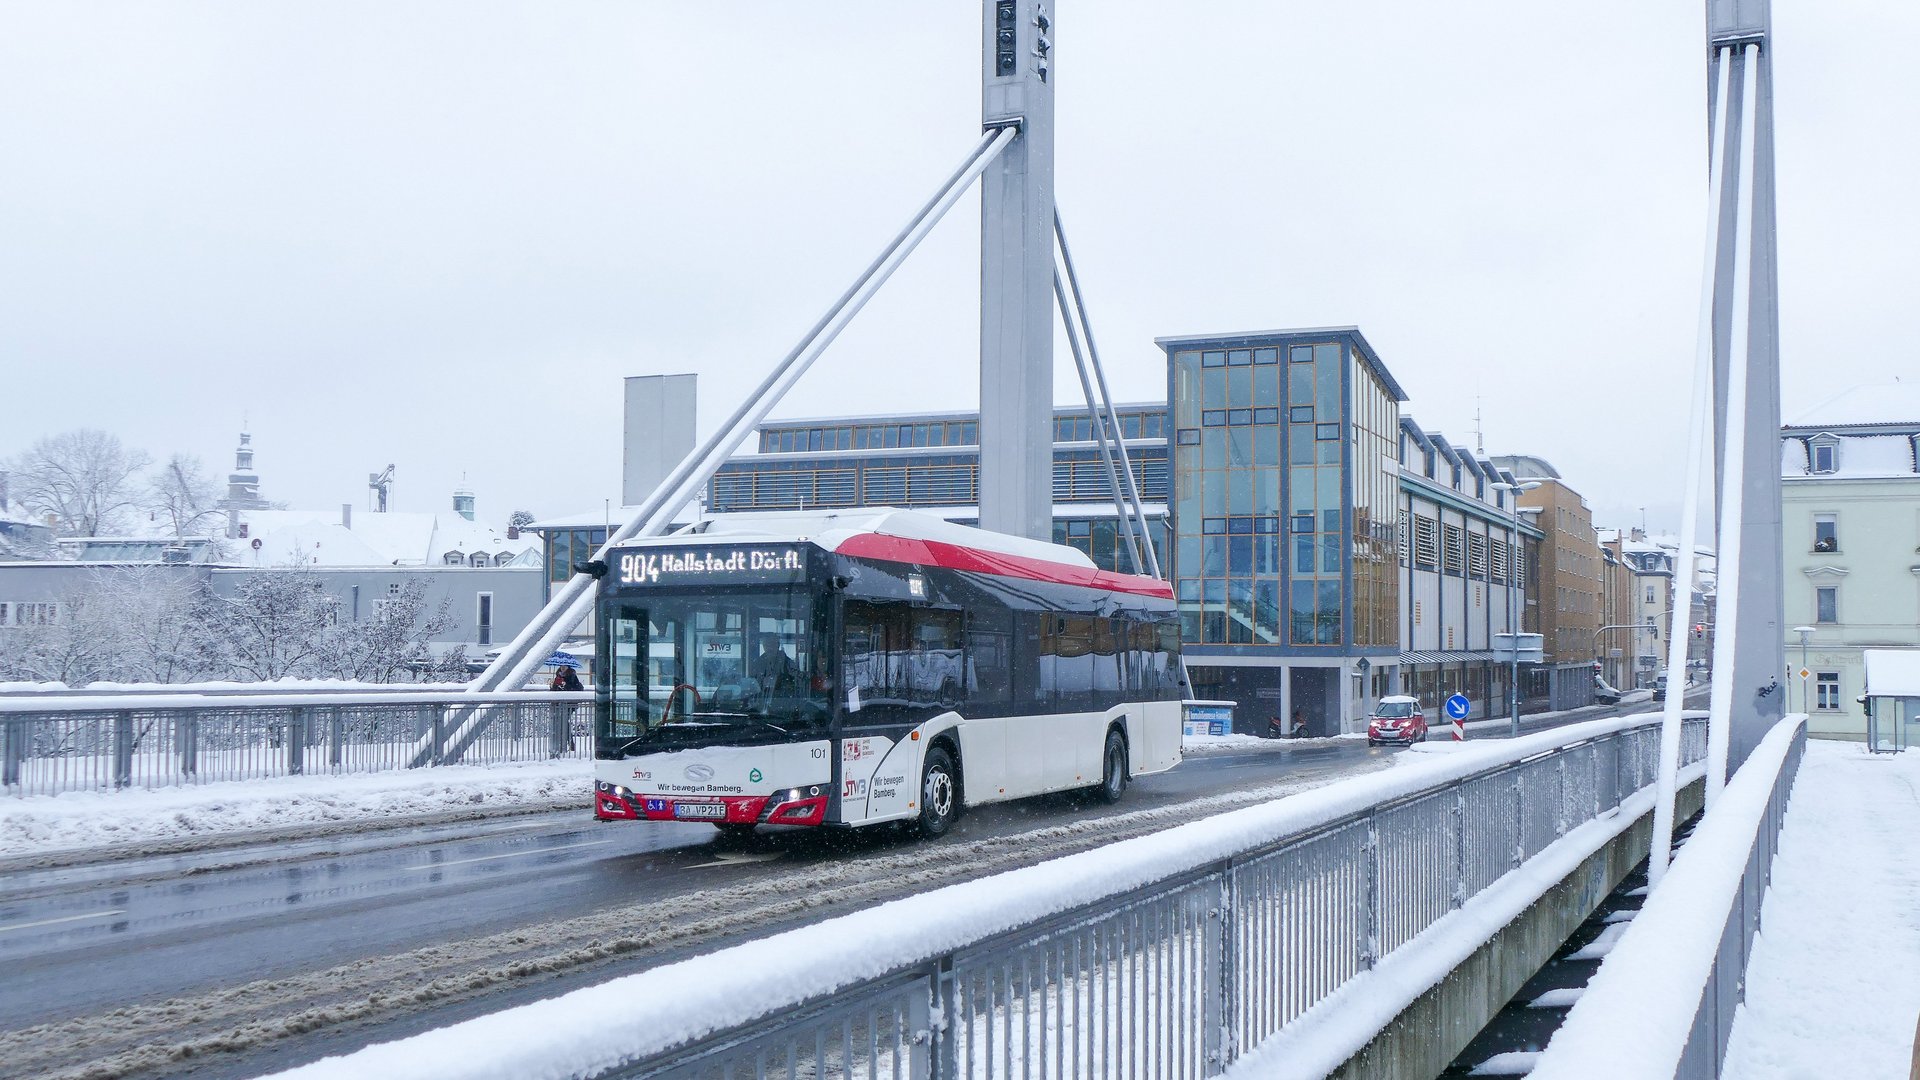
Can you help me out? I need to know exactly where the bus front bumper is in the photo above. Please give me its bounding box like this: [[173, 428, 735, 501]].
[[594, 782, 827, 826]]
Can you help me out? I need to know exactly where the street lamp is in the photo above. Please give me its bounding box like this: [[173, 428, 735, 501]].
[[1492, 480, 1543, 737], [1792, 625, 1815, 714]]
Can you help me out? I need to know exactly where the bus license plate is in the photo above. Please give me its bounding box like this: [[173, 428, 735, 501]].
[[673, 802, 725, 820]]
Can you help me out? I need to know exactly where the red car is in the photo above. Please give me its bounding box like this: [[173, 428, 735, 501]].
[[1367, 696, 1428, 746]]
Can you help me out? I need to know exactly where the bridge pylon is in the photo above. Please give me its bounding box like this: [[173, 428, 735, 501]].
[[1703, 0, 1786, 777], [977, 0, 1056, 541]]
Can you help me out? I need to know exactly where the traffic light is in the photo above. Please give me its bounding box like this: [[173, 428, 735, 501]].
[[1693, 624, 1705, 639]]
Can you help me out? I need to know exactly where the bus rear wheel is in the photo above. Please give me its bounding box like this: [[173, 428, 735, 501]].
[[917, 746, 959, 839], [1095, 729, 1128, 804]]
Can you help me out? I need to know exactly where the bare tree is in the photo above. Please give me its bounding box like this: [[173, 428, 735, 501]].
[[325, 579, 457, 683], [148, 454, 225, 539], [195, 568, 338, 681], [6, 429, 152, 537]]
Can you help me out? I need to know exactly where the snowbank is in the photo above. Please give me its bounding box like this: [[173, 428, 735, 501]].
[[1530, 715, 1805, 1079], [1181, 731, 1367, 754], [269, 713, 1672, 1080], [0, 760, 589, 858], [1722, 740, 1920, 1078]]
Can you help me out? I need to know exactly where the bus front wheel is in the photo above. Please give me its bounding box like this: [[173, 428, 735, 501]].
[[917, 746, 959, 839], [1096, 729, 1128, 804]]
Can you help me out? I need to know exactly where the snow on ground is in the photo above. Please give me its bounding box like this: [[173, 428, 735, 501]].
[[1723, 741, 1920, 1079], [1180, 731, 1366, 754], [0, 760, 588, 858]]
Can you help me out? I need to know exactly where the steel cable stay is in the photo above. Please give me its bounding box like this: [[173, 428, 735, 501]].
[[1651, 43, 1734, 882], [1704, 41, 1764, 808], [1055, 265, 1149, 577], [1056, 209, 1163, 579], [416, 124, 1019, 765]]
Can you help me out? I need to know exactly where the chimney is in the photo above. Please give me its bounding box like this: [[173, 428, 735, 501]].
[[342, 503, 353, 529], [506, 524, 520, 540]]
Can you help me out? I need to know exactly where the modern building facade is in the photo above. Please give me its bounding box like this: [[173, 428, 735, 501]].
[[1159, 328, 1408, 736], [1779, 384, 1920, 741], [1490, 456, 1602, 711], [550, 331, 1625, 736]]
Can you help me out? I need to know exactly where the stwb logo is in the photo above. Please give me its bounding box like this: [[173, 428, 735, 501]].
[[684, 764, 715, 782]]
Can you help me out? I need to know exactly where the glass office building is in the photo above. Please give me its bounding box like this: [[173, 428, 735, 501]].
[[1160, 327, 1407, 735]]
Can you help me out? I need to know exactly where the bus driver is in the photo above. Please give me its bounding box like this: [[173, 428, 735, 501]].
[[751, 634, 798, 697]]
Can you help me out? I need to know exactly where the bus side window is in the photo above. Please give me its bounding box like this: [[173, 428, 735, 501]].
[[1156, 617, 1185, 698], [966, 610, 1012, 707], [908, 608, 965, 707], [1051, 616, 1097, 711]]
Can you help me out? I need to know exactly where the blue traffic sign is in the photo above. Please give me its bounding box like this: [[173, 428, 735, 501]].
[[1445, 694, 1471, 720]]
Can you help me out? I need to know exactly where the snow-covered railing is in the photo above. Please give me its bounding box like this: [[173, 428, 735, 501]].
[[0, 690, 592, 796], [1532, 714, 1806, 1080], [272, 712, 1710, 1080]]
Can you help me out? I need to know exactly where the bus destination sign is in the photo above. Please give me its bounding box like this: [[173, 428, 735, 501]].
[[616, 546, 808, 587]]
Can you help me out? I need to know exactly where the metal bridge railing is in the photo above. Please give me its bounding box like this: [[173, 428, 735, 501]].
[[284, 713, 1710, 1080], [0, 691, 593, 796], [1532, 714, 1806, 1080]]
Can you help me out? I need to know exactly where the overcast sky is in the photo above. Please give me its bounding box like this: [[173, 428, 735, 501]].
[[2, 1, 1913, 533]]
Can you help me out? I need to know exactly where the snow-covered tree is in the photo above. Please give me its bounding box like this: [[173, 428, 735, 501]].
[[5, 429, 152, 537], [195, 568, 339, 681], [325, 579, 457, 683], [508, 509, 535, 530], [85, 564, 219, 683], [147, 454, 225, 539]]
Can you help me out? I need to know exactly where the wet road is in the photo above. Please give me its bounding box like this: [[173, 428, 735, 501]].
[[0, 699, 1689, 1078], [0, 743, 1375, 1029]]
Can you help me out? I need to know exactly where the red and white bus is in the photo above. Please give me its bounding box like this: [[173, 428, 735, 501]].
[[591, 509, 1186, 838]]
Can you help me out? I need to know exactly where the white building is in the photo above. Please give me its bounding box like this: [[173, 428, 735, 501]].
[[1780, 382, 1920, 741]]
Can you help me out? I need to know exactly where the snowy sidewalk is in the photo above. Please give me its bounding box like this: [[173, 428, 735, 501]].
[[1724, 740, 1920, 1078], [0, 760, 589, 862]]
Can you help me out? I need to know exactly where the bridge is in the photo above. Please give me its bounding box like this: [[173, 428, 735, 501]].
[[0, 1, 1866, 1078]]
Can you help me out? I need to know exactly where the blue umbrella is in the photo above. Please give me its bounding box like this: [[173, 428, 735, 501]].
[[545, 651, 582, 669]]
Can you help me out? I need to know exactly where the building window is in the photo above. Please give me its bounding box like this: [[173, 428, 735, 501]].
[[1468, 534, 1488, 579], [443, 551, 464, 565], [1442, 523, 1465, 576], [1815, 586, 1838, 624], [1645, 585, 1656, 604], [1813, 513, 1838, 553], [476, 593, 493, 647], [1413, 516, 1438, 569], [1815, 671, 1841, 711]]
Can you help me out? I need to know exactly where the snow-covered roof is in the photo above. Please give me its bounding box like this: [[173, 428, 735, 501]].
[[1780, 432, 1918, 480], [652, 508, 1099, 571], [1864, 650, 1920, 699], [1787, 382, 1920, 429], [607, 507, 1174, 598], [234, 509, 539, 568]]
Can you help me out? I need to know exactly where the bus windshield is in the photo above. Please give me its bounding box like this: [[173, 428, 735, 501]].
[[596, 587, 828, 758]]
